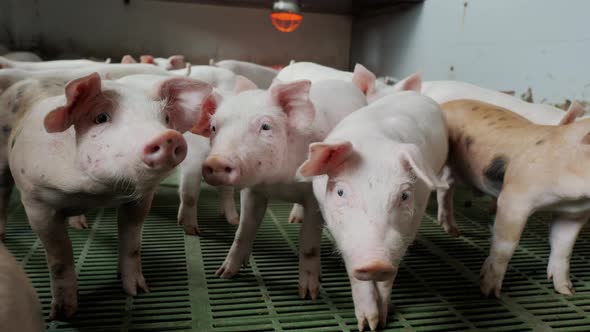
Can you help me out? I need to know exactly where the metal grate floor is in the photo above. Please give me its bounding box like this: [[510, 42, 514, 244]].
[[4, 184, 590, 331]]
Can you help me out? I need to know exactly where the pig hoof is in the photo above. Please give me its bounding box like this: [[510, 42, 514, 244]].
[[298, 271, 321, 300], [480, 258, 505, 298], [288, 215, 303, 224], [548, 264, 575, 295], [288, 210, 304, 224], [68, 215, 88, 230], [50, 298, 78, 321], [215, 257, 247, 278], [122, 273, 150, 296], [356, 311, 380, 331], [443, 224, 461, 237], [182, 224, 201, 236]]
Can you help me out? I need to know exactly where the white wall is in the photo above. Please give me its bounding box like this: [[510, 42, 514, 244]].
[[0, 0, 351, 68], [351, 0, 590, 103]]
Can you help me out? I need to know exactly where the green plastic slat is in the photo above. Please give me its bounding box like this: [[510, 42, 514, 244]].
[[3, 185, 590, 331]]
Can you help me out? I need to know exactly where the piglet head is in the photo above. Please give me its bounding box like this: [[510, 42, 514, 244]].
[[167, 55, 186, 70], [299, 140, 446, 282], [44, 72, 188, 196], [200, 79, 313, 188], [354, 66, 422, 104]]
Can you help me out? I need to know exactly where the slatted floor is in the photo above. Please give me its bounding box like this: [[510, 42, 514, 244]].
[[4, 183, 590, 331]]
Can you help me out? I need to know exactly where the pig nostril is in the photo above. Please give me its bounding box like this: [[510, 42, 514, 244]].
[[150, 145, 160, 153], [204, 166, 213, 175], [174, 146, 183, 156], [224, 167, 232, 173]]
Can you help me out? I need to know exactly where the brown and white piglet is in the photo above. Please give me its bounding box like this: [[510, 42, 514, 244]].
[[438, 99, 590, 298]]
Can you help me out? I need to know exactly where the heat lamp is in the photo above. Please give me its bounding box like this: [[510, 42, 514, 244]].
[[270, 0, 303, 33]]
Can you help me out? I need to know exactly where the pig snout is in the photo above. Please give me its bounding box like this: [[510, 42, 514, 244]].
[[353, 260, 396, 281], [142, 130, 187, 170], [202, 155, 240, 186]]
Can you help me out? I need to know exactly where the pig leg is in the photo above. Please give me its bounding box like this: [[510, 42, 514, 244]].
[[24, 201, 77, 320], [547, 213, 589, 295], [435, 166, 460, 236], [218, 186, 239, 225], [288, 203, 304, 224], [117, 193, 153, 295], [349, 277, 380, 331], [0, 164, 13, 241], [216, 188, 268, 278], [67, 215, 88, 229], [376, 277, 395, 328], [177, 157, 203, 236], [480, 189, 531, 298], [298, 199, 322, 299]]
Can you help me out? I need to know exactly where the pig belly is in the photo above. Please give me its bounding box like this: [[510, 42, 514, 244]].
[[253, 182, 313, 204], [542, 198, 590, 215]]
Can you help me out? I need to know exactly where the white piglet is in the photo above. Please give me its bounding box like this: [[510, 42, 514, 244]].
[[9, 73, 207, 319], [297, 92, 448, 331], [190, 79, 367, 299], [212, 59, 278, 88]]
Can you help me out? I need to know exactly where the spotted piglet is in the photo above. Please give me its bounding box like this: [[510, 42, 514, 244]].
[[8, 73, 207, 319], [438, 99, 590, 297]]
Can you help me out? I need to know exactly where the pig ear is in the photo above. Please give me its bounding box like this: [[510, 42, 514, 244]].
[[352, 63, 377, 96], [298, 141, 353, 178], [44, 72, 103, 133], [209, 58, 216, 66], [157, 77, 214, 133], [270, 80, 315, 130], [393, 72, 422, 92], [140, 55, 155, 65], [398, 144, 448, 190], [234, 75, 257, 94], [190, 92, 221, 137], [168, 55, 186, 70], [121, 55, 137, 64], [559, 100, 584, 125]]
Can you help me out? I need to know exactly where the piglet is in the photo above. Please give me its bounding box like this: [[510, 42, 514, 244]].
[[0, 56, 100, 70], [0, 244, 45, 332], [297, 92, 448, 331], [8, 72, 204, 319], [191, 79, 367, 299], [139, 54, 187, 70], [438, 99, 590, 297]]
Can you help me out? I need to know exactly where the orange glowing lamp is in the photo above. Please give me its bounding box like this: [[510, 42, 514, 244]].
[[271, 0, 303, 33]]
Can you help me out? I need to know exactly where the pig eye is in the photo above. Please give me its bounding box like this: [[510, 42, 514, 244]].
[[261, 123, 271, 131], [337, 189, 344, 197], [94, 112, 110, 124], [401, 191, 410, 201]]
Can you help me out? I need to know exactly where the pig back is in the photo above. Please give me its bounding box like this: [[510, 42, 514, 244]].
[[308, 79, 367, 137]]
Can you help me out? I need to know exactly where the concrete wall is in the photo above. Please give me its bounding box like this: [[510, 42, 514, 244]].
[[351, 0, 590, 104], [0, 0, 351, 68]]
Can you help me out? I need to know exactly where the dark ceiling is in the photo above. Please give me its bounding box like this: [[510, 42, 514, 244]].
[[155, 0, 423, 15]]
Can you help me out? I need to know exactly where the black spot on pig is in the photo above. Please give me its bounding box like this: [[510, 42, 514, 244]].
[[535, 139, 545, 145], [483, 114, 492, 119], [1, 125, 11, 135], [465, 136, 473, 149], [489, 121, 497, 126], [471, 106, 480, 111], [498, 117, 507, 121], [483, 155, 508, 192]]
